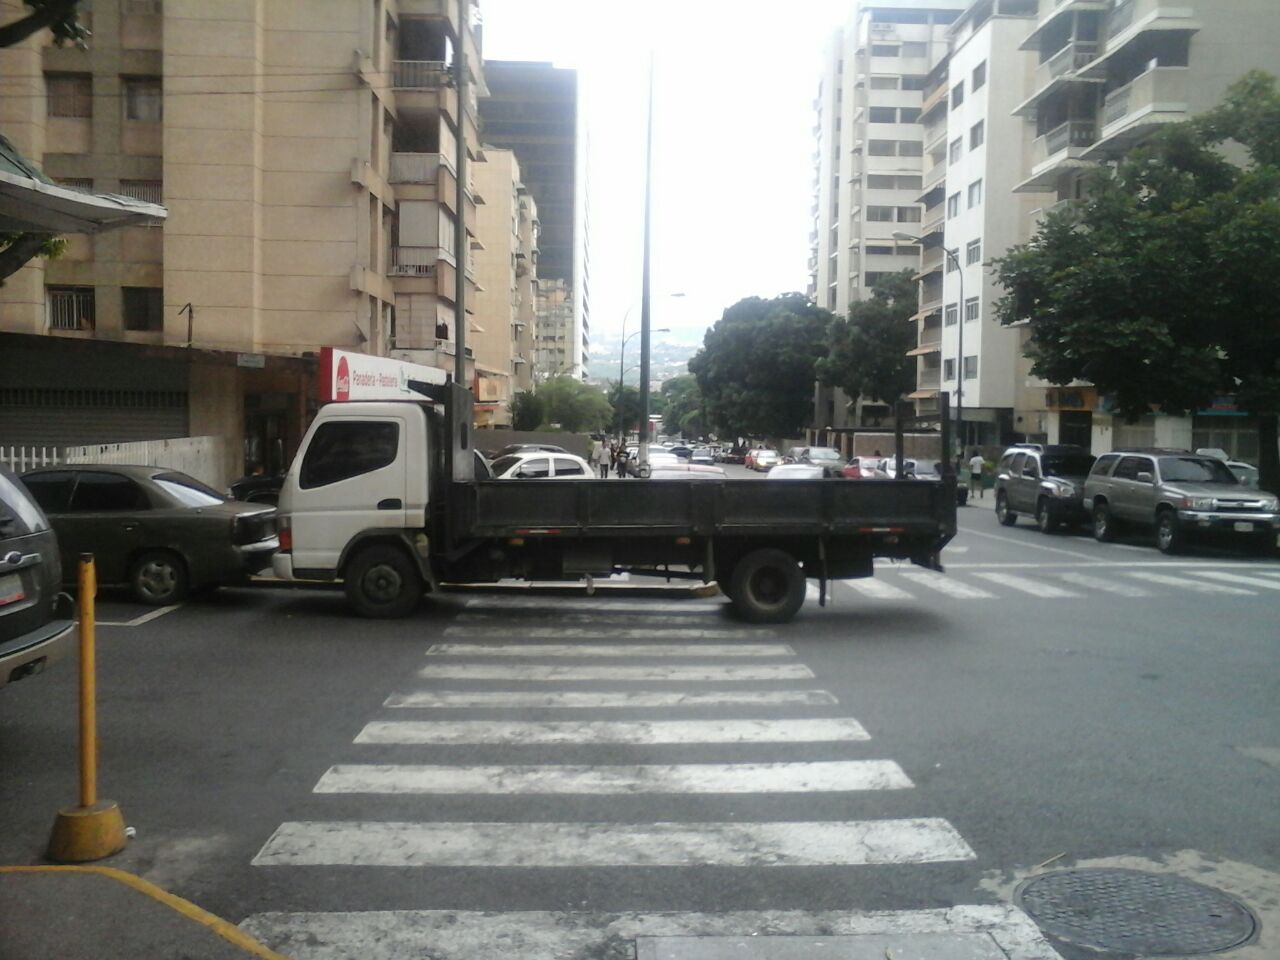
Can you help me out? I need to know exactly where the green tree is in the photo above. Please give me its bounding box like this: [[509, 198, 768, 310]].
[[606, 381, 642, 437], [536, 375, 613, 433], [815, 270, 917, 407], [509, 390, 543, 431], [993, 71, 1280, 494], [688, 293, 833, 439], [661, 374, 706, 437]]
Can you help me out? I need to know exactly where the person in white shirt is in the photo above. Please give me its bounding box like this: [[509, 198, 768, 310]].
[[968, 451, 986, 498]]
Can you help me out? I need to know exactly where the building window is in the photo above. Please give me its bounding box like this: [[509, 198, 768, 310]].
[[896, 206, 921, 223], [865, 271, 891, 287], [972, 61, 987, 91], [902, 42, 927, 58], [868, 140, 895, 156], [870, 76, 898, 90], [124, 77, 162, 121], [867, 175, 896, 189], [970, 120, 984, 149], [865, 245, 895, 255], [964, 297, 980, 322], [966, 239, 982, 265], [118, 179, 162, 205], [902, 76, 927, 90], [871, 44, 898, 56], [867, 206, 896, 222], [47, 286, 95, 331], [949, 137, 963, 164], [46, 74, 92, 118], [946, 255, 959, 273], [963, 355, 978, 379], [897, 175, 922, 189], [899, 107, 921, 123], [947, 193, 960, 218], [869, 106, 897, 123], [944, 304, 959, 327], [123, 287, 163, 331], [899, 140, 922, 157], [895, 245, 919, 256], [944, 358, 956, 380], [951, 81, 964, 108], [968, 179, 983, 208]]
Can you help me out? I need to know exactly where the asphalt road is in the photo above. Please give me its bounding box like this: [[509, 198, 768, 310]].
[[1, 491, 1276, 959]]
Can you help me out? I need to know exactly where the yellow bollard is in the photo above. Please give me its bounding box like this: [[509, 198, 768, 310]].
[[47, 554, 127, 863]]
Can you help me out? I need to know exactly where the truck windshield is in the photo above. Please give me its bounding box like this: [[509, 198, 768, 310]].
[[1158, 457, 1237, 484]]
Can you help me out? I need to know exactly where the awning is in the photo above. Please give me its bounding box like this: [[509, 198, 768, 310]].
[[907, 343, 942, 357], [908, 389, 939, 400], [1, 134, 165, 233]]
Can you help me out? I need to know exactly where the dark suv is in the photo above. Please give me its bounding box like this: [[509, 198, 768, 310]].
[[0, 465, 75, 688], [994, 444, 1096, 533]]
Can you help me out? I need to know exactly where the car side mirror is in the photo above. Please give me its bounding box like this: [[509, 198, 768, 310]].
[[1136, 471, 1153, 484]]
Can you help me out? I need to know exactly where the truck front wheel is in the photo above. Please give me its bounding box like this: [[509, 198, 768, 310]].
[[728, 548, 805, 624], [344, 544, 423, 619]]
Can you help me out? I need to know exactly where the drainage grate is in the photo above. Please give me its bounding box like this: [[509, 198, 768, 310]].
[[1016, 868, 1257, 955]]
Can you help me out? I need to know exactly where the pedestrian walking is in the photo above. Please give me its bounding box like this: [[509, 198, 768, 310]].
[[968, 449, 986, 499], [589, 437, 608, 479]]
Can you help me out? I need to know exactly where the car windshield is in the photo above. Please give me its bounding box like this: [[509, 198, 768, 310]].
[[153, 472, 226, 507], [1042, 455, 1096, 477], [1229, 464, 1259, 488], [807, 448, 842, 461], [1158, 457, 1237, 484]]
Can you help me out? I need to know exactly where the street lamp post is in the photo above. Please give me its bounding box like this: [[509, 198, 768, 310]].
[[895, 231, 964, 461]]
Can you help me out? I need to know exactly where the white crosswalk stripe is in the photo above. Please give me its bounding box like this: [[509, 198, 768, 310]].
[[441, 626, 771, 640], [971, 572, 1082, 598], [384, 690, 842, 709], [313, 760, 913, 795], [840, 578, 914, 600], [1126, 570, 1256, 595], [353, 718, 869, 745], [456, 611, 726, 625], [252, 818, 975, 867], [417, 662, 816, 681], [896, 571, 995, 599], [1193, 570, 1280, 591], [1053, 571, 1152, 597], [427, 642, 794, 657]]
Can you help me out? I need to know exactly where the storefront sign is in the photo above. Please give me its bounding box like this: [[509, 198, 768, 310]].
[[1045, 386, 1097, 411], [318, 346, 446, 402]]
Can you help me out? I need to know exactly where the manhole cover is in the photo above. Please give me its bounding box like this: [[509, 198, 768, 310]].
[[1016, 868, 1257, 955]]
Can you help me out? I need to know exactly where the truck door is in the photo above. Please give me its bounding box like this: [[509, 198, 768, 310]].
[[290, 415, 407, 574]]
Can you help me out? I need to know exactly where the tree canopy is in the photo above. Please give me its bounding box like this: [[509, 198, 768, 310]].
[[993, 71, 1280, 493], [688, 293, 832, 439], [509, 390, 543, 431], [816, 270, 917, 407], [660, 374, 706, 437], [533, 375, 613, 434]]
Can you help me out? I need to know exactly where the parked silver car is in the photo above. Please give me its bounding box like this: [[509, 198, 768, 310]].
[[994, 445, 1095, 533], [1082, 450, 1279, 554]]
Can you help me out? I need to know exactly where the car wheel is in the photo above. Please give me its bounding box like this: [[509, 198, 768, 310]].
[[996, 492, 1017, 526], [1093, 503, 1117, 543], [129, 550, 189, 605], [1155, 510, 1182, 554], [344, 544, 423, 619], [1036, 498, 1060, 534], [727, 548, 805, 624]]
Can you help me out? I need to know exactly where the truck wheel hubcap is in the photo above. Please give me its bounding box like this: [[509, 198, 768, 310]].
[[750, 568, 787, 605], [365, 566, 402, 602]]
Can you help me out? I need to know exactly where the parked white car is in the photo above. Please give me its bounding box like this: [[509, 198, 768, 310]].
[[489, 451, 592, 479], [767, 464, 825, 480]]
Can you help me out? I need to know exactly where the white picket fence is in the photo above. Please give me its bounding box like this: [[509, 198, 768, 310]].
[[1, 436, 228, 487]]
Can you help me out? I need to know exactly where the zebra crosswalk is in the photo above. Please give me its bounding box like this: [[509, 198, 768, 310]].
[[242, 595, 1066, 958]]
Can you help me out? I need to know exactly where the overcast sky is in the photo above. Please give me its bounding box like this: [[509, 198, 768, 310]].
[[480, 0, 849, 348]]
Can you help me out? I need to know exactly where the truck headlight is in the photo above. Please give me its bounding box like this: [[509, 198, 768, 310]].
[[1182, 496, 1215, 510], [1052, 483, 1075, 498]]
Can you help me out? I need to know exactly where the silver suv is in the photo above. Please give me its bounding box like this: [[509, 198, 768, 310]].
[[1083, 450, 1280, 554], [994, 445, 1095, 533]]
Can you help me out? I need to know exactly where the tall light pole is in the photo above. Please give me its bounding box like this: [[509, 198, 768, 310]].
[[896, 231, 963, 459], [638, 54, 657, 469]]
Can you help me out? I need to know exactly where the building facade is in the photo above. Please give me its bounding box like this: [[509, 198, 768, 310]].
[[0, 0, 488, 482], [808, 0, 967, 450]]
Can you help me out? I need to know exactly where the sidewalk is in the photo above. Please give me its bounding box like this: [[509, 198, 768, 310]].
[[0, 867, 288, 960]]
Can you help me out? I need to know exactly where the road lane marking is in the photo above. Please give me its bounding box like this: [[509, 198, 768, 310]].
[[955, 526, 1100, 560], [455, 612, 723, 625], [384, 690, 842, 709], [353, 718, 870, 745], [841, 579, 914, 600], [240, 905, 1063, 960], [251, 818, 976, 867], [97, 604, 181, 627], [436, 632, 782, 645], [417, 663, 816, 681], [971, 572, 1081, 598], [1054, 572, 1151, 597], [314, 760, 911, 795], [1193, 570, 1280, 591], [896, 572, 994, 599], [1125, 571, 1255, 595]]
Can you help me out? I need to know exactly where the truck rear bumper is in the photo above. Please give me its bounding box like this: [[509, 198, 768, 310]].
[[272, 553, 297, 581]]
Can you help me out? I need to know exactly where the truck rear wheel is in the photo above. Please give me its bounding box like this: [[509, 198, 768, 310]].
[[728, 548, 805, 624], [344, 544, 423, 619]]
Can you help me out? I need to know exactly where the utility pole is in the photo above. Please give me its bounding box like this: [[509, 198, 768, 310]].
[[452, 0, 468, 388], [638, 55, 655, 470]]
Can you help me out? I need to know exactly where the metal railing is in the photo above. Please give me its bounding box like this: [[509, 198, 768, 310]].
[[390, 247, 438, 276], [393, 60, 450, 89], [47, 288, 95, 330], [1035, 119, 1096, 164], [1037, 39, 1098, 90], [389, 152, 441, 183]]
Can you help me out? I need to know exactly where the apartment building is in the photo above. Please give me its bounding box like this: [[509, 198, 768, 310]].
[[808, 0, 967, 450], [0, 0, 487, 483], [479, 60, 588, 380], [470, 147, 538, 425]]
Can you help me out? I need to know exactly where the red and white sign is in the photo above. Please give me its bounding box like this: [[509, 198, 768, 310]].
[[318, 347, 447, 402]]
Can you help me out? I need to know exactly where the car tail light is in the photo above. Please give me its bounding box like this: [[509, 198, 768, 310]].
[[278, 524, 292, 553]]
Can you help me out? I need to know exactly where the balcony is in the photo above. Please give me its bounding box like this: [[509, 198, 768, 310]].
[[1017, 118, 1096, 189], [389, 152, 443, 184], [1088, 67, 1188, 155], [1020, 0, 1110, 51], [393, 60, 450, 88], [391, 246, 439, 276], [924, 160, 946, 189], [920, 82, 948, 118], [1016, 39, 1103, 115], [914, 367, 942, 389]]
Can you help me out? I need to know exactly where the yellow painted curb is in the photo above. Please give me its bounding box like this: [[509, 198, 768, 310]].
[[0, 866, 290, 959]]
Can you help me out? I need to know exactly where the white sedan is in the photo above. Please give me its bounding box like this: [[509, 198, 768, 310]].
[[767, 464, 826, 480], [489, 451, 593, 479]]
